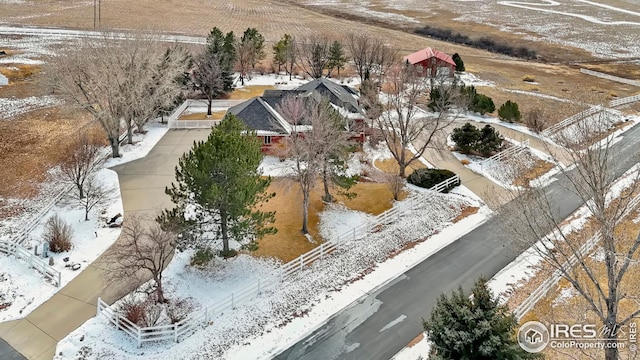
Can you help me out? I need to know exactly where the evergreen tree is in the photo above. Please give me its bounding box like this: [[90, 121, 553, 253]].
[[326, 40, 348, 77], [451, 122, 481, 154], [206, 27, 236, 94], [474, 94, 496, 115], [241, 27, 266, 69], [273, 34, 289, 73], [160, 114, 276, 256], [498, 100, 522, 123], [452, 52, 465, 72], [424, 277, 540, 360], [477, 124, 503, 156]]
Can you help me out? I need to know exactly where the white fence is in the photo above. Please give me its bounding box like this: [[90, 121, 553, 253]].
[[97, 175, 461, 346], [0, 240, 61, 287], [514, 192, 640, 320], [171, 119, 220, 129], [580, 68, 640, 88], [480, 140, 529, 169], [542, 106, 601, 137], [610, 93, 640, 108], [167, 99, 245, 129]]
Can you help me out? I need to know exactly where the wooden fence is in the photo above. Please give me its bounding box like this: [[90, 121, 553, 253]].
[[96, 175, 461, 346]]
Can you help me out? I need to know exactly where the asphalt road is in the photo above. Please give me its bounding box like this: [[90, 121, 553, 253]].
[[0, 338, 25, 360], [275, 123, 640, 360]]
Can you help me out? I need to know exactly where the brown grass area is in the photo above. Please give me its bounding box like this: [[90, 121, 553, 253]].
[[452, 206, 479, 223], [223, 85, 274, 100], [513, 159, 555, 187], [178, 111, 226, 120], [0, 64, 40, 83], [253, 175, 402, 261], [405, 332, 425, 348], [0, 107, 95, 199], [374, 150, 427, 175]]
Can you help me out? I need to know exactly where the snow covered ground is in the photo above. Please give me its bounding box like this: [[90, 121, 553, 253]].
[[0, 120, 168, 322], [0, 95, 60, 120], [55, 182, 491, 360], [235, 72, 360, 90]]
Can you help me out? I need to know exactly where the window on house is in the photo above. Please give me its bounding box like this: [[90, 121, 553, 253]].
[[264, 136, 272, 145]]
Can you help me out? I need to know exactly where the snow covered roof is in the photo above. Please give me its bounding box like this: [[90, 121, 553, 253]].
[[403, 47, 456, 67], [227, 97, 291, 135], [295, 78, 362, 114]]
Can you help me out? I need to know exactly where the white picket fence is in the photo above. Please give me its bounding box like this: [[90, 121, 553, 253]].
[[542, 106, 601, 137], [171, 119, 221, 129], [97, 175, 461, 346], [580, 68, 640, 88], [514, 192, 640, 320], [480, 140, 529, 169], [0, 240, 61, 287]]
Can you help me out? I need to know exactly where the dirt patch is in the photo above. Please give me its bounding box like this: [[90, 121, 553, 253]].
[[452, 206, 479, 223]]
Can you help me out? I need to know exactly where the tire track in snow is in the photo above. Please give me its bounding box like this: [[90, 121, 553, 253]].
[[498, 0, 640, 26]]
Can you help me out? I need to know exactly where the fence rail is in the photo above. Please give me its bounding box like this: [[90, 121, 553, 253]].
[[171, 119, 221, 129], [97, 175, 461, 346], [480, 140, 529, 169], [0, 240, 61, 287], [542, 106, 601, 137], [514, 193, 640, 320], [610, 93, 640, 108], [580, 68, 640, 88]]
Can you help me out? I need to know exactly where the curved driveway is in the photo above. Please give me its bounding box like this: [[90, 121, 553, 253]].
[[0, 129, 209, 360]]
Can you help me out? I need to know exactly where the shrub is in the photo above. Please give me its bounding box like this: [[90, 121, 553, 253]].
[[523, 107, 547, 133], [463, 86, 495, 115], [120, 298, 146, 326], [143, 302, 164, 327], [522, 75, 536, 82], [498, 100, 521, 123], [190, 247, 215, 267], [43, 214, 73, 253], [460, 159, 470, 165], [451, 123, 481, 154], [452, 53, 465, 72], [407, 169, 459, 192], [166, 297, 195, 324]]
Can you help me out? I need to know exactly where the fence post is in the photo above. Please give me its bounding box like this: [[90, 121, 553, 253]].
[[319, 243, 324, 261], [175, 323, 178, 342], [137, 330, 141, 348], [97, 298, 101, 317], [299, 255, 303, 270], [115, 313, 119, 330], [57, 271, 61, 288], [257, 279, 261, 295], [353, 227, 356, 241]]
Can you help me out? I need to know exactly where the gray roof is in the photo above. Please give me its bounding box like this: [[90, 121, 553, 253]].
[[295, 78, 361, 114], [227, 97, 288, 134]]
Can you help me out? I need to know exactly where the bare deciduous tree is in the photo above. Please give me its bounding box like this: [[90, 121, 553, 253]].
[[69, 175, 113, 221], [49, 34, 188, 157], [498, 110, 640, 360], [60, 133, 105, 199], [377, 65, 463, 178], [384, 173, 405, 201], [296, 36, 331, 79], [105, 214, 176, 303], [191, 49, 225, 116], [346, 33, 396, 82]]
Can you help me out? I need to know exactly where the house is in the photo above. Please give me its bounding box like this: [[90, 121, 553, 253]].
[[226, 78, 365, 153], [403, 47, 456, 77]]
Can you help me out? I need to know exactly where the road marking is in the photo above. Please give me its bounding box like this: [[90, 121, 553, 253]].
[[379, 314, 407, 333]]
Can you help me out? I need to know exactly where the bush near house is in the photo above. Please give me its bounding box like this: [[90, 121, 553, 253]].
[[498, 100, 522, 123], [407, 169, 459, 192]]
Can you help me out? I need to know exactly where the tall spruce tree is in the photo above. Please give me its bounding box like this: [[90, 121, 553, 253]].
[[160, 114, 276, 256], [423, 277, 539, 360], [326, 40, 347, 77]]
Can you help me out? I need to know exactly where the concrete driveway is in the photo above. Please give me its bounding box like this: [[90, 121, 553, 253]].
[[0, 129, 210, 360]]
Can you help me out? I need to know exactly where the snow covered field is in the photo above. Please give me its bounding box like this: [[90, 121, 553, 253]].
[[0, 120, 168, 322]]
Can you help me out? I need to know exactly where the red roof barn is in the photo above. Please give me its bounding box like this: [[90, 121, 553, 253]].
[[403, 47, 456, 77]]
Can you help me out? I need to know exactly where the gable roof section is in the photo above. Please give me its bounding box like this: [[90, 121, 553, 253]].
[[295, 78, 362, 114], [403, 47, 456, 67], [227, 97, 291, 135]]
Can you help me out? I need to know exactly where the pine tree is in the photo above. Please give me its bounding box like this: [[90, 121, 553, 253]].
[[451, 122, 481, 154], [160, 114, 276, 256], [498, 100, 522, 123], [477, 124, 503, 156], [326, 40, 347, 77], [273, 34, 290, 73], [424, 277, 540, 360], [452, 52, 465, 72]]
